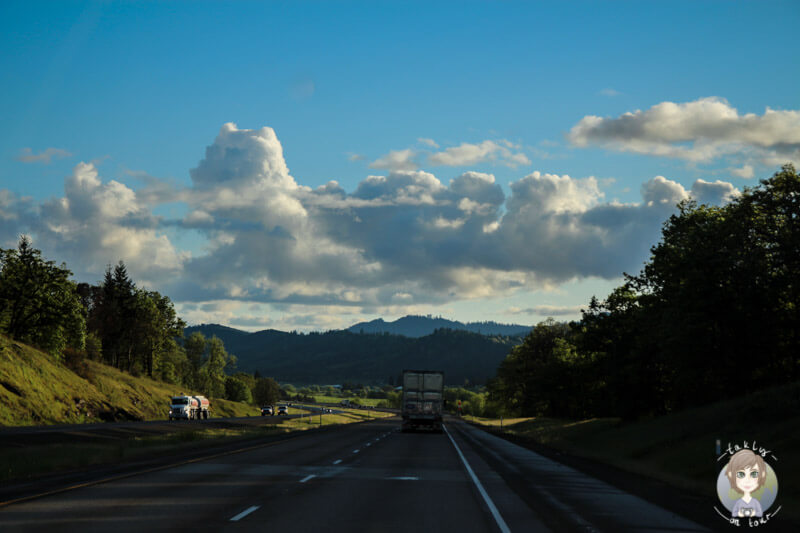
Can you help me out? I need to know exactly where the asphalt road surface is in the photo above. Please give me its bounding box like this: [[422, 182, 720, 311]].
[[0, 416, 711, 532]]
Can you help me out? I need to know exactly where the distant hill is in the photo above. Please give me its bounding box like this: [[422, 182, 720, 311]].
[[184, 324, 523, 385], [346, 315, 531, 338]]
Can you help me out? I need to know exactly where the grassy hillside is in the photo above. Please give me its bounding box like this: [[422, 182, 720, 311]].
[[0, 335, 257, 426]]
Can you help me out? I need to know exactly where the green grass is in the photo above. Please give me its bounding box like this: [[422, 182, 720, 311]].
[[0, 425, 279, 482], [0, 334, 260, 426], [311, 395, 383, 406], [285, 407, 394, 429], [0, 403, 394, 482], [468, 381, 800, 522]]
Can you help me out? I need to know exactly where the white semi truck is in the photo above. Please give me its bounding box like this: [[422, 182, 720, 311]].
[[401, 370, 444, 432], [168, 394, 210, 420]]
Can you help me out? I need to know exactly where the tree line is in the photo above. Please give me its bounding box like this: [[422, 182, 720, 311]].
[[0, 246, 282, 406], [488, 165, 800, 420]]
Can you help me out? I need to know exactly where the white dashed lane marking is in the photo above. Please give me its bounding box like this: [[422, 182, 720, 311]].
[[230, 506, 259, 522]]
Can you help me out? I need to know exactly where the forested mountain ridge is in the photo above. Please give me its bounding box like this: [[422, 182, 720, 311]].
[[346, 315, 532, 337], [184, 324, 522, 385]]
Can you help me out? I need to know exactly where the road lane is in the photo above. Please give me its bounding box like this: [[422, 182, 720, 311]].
[[0, 419, 421, 532], [0, 416, 713, 532]]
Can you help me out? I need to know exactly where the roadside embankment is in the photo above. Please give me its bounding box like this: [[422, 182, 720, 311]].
[[465, 381, 800, 527]]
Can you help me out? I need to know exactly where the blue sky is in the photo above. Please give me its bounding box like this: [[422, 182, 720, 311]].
[[2, 1, 799, 331]]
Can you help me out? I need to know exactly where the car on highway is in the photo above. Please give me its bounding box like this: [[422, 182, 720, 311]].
[[278, 405, 289, 415], [261, 405, 274, 416]]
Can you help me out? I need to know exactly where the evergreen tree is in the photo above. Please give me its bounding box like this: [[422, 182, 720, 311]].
[[0, 237, 85, 356]]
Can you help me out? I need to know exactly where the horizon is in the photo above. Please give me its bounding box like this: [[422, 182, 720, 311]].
[[186, 313, 535, 334], [2, 1, 798, 332]]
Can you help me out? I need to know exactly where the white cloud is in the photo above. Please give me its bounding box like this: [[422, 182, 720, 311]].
[[691, 179, 740, 205], [641, 176, 689, 207], [418, 138, 439, 148], [507, 305, 584, 317], [0, 190, 33, 246], [730, 164, 755, 179], [353, 170, 445, 204], [568, 97, 800, 166], [599, 88, 621, 97], [368, 149, 418, 171], [0, 123, 745, 326], [17, 147, 72, 164], [428, 140, 531, 168], [11, 162, 186, 283], [506, 171, 605, 214], [190, 122, 295, 189]]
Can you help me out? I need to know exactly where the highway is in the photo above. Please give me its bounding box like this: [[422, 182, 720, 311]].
[[0, 416, 711, 532]]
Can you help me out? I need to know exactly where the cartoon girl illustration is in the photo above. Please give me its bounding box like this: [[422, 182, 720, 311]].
[[725, 449, 767, 517]]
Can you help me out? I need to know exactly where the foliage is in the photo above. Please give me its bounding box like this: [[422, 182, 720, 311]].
[[253, 376, 281, 406], [87, 262, 187, 380], [0, 237, 86, 357], [199, 335, 236, 398], [490, 165, 800, 419], [183, 331, 206, 388], [184, 324, 522, 385], [0, 239, 286, 429], [225, 376, 253, 403]]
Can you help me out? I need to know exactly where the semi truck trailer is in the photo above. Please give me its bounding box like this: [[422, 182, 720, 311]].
[[168, 394, 210, 420], [401, 369, 444, 432]]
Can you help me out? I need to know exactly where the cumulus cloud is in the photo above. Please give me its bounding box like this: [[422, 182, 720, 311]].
[[568, 97, 800, 165], [0, 123, 744, 322], [0, 190, 34, 246], [506, 171, 604, 214], [641, 176, 689, 207], [368, 149, 418, 171], [690, 179, 740, 205], [0, 162, 185, 284], [17, 147, 72, 164], [428, 140, 531, 168], [190, 123, 295, 189]]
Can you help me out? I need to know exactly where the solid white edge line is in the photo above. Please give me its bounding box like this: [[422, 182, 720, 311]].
[[230, 505, 260, 522], [299, 474, 316, 483], [444, 424, 512, 533]]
